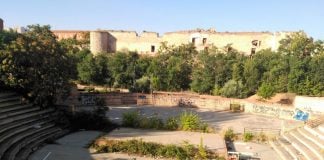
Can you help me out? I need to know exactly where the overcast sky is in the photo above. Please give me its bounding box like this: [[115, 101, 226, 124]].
[[1, 0, 324, 39]]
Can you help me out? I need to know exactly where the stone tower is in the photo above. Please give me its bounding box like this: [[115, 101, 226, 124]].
[[90, 31, 108, 55], [0, 18, 3, 32]]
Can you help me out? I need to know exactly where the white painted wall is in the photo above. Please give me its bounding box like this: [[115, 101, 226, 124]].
[[294, 96, 324, 113]]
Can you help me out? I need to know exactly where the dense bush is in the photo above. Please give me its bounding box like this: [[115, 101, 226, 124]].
[[92, 139, 224, 160], [223, 128, 235, 141], [68, 107, 113, 131], [257, 82, 276, 99], [164, 117, 179, 130], [0, 25, 73, 107], [243, 132, 254, 142], [179, 111, 206, 131], [122, 111, 141, 127], [139, 116, 164, 129]]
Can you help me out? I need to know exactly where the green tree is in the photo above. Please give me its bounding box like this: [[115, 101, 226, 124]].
[[220, 79, 245, 98], [243, 59, 261, 95], [0, 25, 72, 106], [257, 82, 276, 99], [278, 31, 323, 57], [190, 51, 217, 93]]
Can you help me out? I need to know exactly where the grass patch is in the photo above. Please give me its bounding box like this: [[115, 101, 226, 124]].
[[223, 128, 236, 141], [91, 139, 225, 160], [243, 132, 254, 142]]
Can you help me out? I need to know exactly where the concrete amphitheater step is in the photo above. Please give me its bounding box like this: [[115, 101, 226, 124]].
[[297, 127, 324, 149], [0, 115, 49, 135], [0, 106, 39, 119], [290, 130, 323, 160], [0, 103, 33, 114], [0, 119, 54, 144], [0, 108, 54, 126], [0, 101, 22, 108], [319, 125, 324, 133], [277, 138, 305, 160], [269, 140, 293, 160], [0, 92, 17, 99], [0, 123, 55, 159], [15, 129, 69, 160], [0, 96, 20, 103], [304, 125, 324, 140], [4, 127, 63, 160], [283, 134, 319, 160]]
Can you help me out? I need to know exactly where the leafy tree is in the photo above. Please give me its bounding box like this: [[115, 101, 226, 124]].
[[0, 30, 18, 50], [257, 82, 276, 99], [220, 80, 245, 98], [190, 51, 217, 93], [132, 76, 151, 93], [108, 52, 139, 89], [0, 25, 72, 106], [278, 31, 323, 57], [243, 59, 260, 95]]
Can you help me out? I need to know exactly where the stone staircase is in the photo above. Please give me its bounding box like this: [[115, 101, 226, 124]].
[[270, 122, 324, 160], [0, 91, 69, 160]]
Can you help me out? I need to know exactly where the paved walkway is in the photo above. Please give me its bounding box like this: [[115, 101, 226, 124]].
[[30, 131, 103, 160]]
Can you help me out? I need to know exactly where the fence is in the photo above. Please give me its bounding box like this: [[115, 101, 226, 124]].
[[244, 127, 281, 136]]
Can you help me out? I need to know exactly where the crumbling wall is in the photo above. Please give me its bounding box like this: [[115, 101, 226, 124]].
[[0, 18, 3, 32]]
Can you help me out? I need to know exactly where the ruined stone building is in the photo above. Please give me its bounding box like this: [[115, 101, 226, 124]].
[[0, 18, 3, 32], [53, 28, 292, 56]]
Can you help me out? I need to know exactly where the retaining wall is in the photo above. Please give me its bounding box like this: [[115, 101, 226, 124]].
[[58, 91, 323, 121]]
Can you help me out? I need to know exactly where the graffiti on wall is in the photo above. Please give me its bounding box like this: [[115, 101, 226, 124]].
[[293, 109, 309, 121], [252, 105, 295, 118], [79, 94, 97, 105], [252, 105, 280, 117]]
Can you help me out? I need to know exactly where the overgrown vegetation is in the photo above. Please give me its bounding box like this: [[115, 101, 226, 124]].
[[122, 111, 210, 132], [0, 25, 73, 106], [91, 139, 225, 160], [243, 132, 254, 142], [223, 128, 236, 141], [68, 107, 114, 131]]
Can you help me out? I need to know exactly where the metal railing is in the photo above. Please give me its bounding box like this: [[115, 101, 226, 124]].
[[244, 127, 281, 136]]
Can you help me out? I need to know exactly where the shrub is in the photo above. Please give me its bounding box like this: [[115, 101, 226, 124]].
[[95, 97, 106, 107], [196, 137, 207, 159], [122, 111, 141, 127], [256, 132, 268, 142], [257, 82, 276, 99], [179, 111, 200, 131], [139, 116, 164, 129], [92, 139, 224, 160], [131, 76, 151, 93], [164, 117, 179, 130], [223, 128, 235, 141], [243, 132, 254, 142], [69, 107, 113, 131], [220, 80, 245, 98], [121, 111, 211, 132]]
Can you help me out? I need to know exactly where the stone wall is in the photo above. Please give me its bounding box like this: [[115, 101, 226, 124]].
[[52, 29, 292, 55], [53, 30, 89, 40], [58, 89, 322, 121], [0, 18, 3, 32], [294, 96, 324, 114]]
